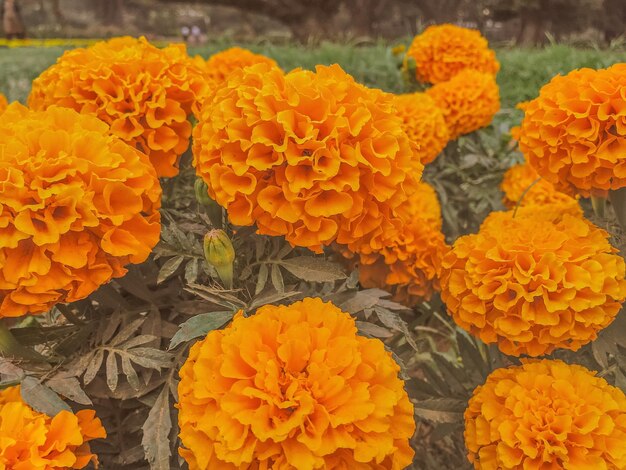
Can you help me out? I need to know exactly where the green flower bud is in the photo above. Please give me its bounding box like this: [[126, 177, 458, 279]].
[[194, 178, 213, 207], [203, 229, 235, 289]]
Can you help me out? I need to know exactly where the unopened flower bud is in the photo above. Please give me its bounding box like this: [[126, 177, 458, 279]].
[[203, 229, 235, 289], [194, 178, 213, 207]]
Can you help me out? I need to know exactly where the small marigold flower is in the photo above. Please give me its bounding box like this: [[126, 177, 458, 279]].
[[404, 24, 499, 85], [0, 93, 7, 114], [393, 92, 450, 164], [439, 206, 626, 356], [346, 182, 449, 304], [500, 162, 578, 209], [0, 103, 161, 317], [465, 360, 626, 469], [193, 63, 421, 253], [177, 297, 415, 469], [0, 385, 106, 469], [427, 70, 500, 139], [517, 64, 626, 197], [195, 46, 279, 90], [28, 36, 208, 177]]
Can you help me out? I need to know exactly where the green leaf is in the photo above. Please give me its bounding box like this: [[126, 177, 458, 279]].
[[141, 386, 172, 470], [169, 311, 234, 349], [271, 264, 284, 293], [256, 264, 269, 295], [413, 398, 467, 424], [106, 351, 119, 392], [278, 257, 346, 283], [20, 376, 71, 417], [157, 256, 185, 284], [46, 376, 92, 406], [83, 350, 104, 385], [355, 321, 393, 338]]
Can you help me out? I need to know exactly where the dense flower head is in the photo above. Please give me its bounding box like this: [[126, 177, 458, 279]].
[[518, 64, 626, 197], [193, 63, 422, 253], [0, 93, 7, 114], [500, 162, 578, 209], [28, 36, 208, 177], [465, 360, 626, 469], [404, 24, 499, 85], [0, 385, 106, 469], [439, 205, 626, 356], [392, 92, 450, 164], [177, 297, 415, 469], [0, 103, 161, 317], [348, 182, 449, 304], [427, 70, 500, 139], [196, 47, 279, 90]]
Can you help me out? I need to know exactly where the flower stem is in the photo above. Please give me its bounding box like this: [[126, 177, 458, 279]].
[[591, 195, 606, 219]]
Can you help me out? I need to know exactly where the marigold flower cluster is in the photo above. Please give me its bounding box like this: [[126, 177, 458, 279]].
[[518, 64, 626, 197], [404, 24, 499, 85], [465, 360, 626, 469], [28, 36, 208, 177], [177, 297, 415, 469], [500, 162, 578, 209], [0, 93, 7, 114], [0, 385, 106, 469], [0, 103, 161, 317], [393, 92, 450, 164], [195, 46, 279, 90], [349, 182, 449, 304], [193, 63, 421, 252], [439, 206, 626, 356], [427, 69, 500, 139]]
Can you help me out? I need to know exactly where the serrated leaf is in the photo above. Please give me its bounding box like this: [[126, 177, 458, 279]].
[[46, 376, 92, 406], [271, 265, 284, 293], [121, 356, 141, 391], [341, 289, 388, 314], [142, 386, 172, 470], [184, 258, 199, 284], [119, 335, 158, 349], [157, 256, 185, 284], [110, 318, 145, 347], [356, 321, 393, 338], [125, 348, 173, 369], [374, 306, 418, 351], [256, 264, 268, 295], [279, 257, 346, 283], [100, 310, 122, 345], [169, 311, 234, 349], [106, 351, 119, 391], [20, 376, 71, 417], [413, 398, 466, 423], [83, 349, 104, 385]]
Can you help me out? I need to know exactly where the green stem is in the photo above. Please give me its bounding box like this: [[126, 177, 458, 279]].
[[609, 188, 626, 229], [0, 322, 49, 363], [591, 195, 606, 219]]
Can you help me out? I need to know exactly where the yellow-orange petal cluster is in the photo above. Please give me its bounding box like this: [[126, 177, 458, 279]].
[[0, 103, 161, 318], [393, 92, 450, 164], [28, 36, 208, 177], [500, 162, 578, 209], [404, 24, 499, 85], [518, 64, 626, 197], [465, 360, 626, 469], [439, 205, 626, 356], [193, 63, 421, 253], [427, 70, 500, 139], [0, 385, 106, 469], [177, 297, 415, 469], [0, 93, 7, 114], [196, 46, 279, 90], [350, 182, 449, 304]]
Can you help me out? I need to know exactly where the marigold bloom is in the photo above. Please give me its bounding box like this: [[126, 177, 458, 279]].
[[28, 36, 208, 177], [404, 24, 499, 85], [0, 93, 7, 114], [196, 47, 279, 90], [465, 360, 626, 469], [0, 103, 161, 317], [517, 64, 626, 197], [393, 93, 450, 164], [177, 297, 415, 469], [440, 206, 626, 356], [347, 182, 449, 304], [193, 63, 421, 252], [427, 70, 500, 139], [0, 385, 106, 469], [500, 162, 578, 209]]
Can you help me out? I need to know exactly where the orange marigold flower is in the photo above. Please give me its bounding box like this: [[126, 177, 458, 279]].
[[427, 70, 500, 139], [0, 103, 161, 318], [347, 182, 449, 304], [193, 63, 421, 253], [0, 93, 7, 114], [404, 24, 499, 85], [0, 385, 106, 469], [393, 92, 450, 164], [500, 162, 578, 209], [196, 46, 279, 89], [439, 206, 626, 356], [465, 359, 626, 469], [518, 64, 626, 197], [177, 297, 415, 469], [28, 36, 208, 177]]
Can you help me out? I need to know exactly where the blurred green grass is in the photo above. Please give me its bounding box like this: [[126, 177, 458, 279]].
[[1, 41, 624, 115]]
